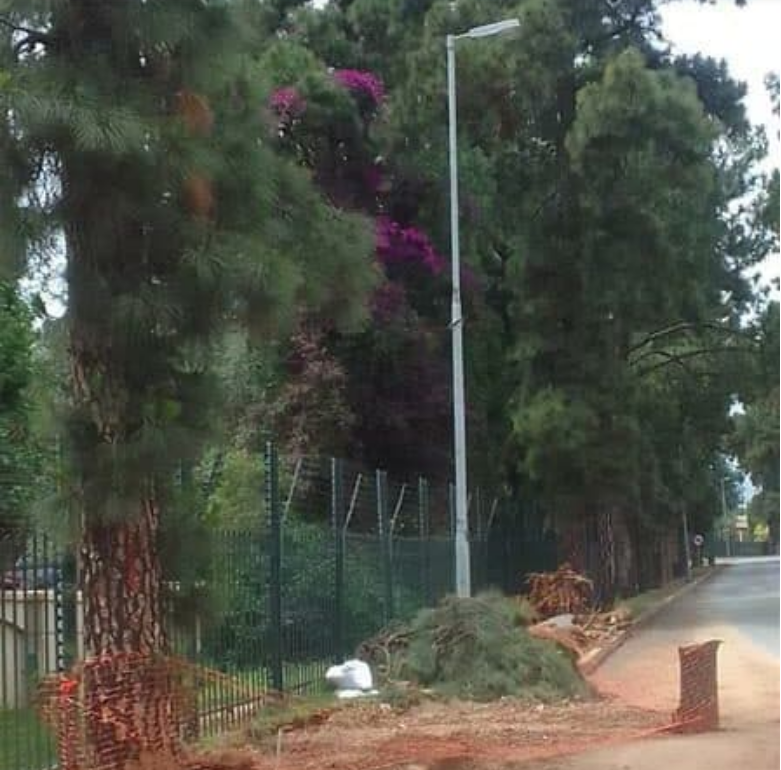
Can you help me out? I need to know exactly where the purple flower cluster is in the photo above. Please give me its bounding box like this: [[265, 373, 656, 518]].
[[375, 217, 446, 276], [371, 281, 407, 322], [333, 69, 385, 107], [270, 86, 307, 118]]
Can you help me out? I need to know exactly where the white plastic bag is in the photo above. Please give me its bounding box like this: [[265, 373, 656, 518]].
[[325, 659, 375, 694], [335, 689, 369, 700]]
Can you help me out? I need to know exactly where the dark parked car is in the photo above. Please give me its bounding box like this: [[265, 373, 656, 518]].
[[1, 562, 60, 590]]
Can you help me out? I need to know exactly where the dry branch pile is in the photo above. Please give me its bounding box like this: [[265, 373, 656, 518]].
[[527, 563, 594, 618], [528, 606, 634, 660], [356, 622, 413, 684], [576, 607, 632, 642], [528, 623, 592, 657], [522, 565, 638, 659]]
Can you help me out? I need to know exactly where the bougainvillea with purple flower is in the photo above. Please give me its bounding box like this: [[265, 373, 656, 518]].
[[375, 217, 446, 276], [270, 86, 307, 118], [333, 69, 385, 108]]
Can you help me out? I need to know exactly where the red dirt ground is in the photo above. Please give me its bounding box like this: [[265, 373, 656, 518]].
[[194, 695, 669, 770]]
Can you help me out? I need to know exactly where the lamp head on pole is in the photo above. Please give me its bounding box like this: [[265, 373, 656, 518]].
[[462, 18, 520, 39]]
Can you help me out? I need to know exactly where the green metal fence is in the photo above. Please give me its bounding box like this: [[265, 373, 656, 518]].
[[0, 444, 556, 769], [0, 532, 62, 770], [704, 537, 772, 558]]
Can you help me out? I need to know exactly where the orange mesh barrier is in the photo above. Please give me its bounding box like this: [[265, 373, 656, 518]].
[[672, 639, 722, 732], [38, 653, 267, 770]]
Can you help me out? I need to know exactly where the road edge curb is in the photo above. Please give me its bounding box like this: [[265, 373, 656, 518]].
[[577, 565, 727, 676]]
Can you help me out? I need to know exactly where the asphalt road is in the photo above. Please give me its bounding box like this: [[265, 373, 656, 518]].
[[606, 557, 781, 665], [707, 557, 779, 657]]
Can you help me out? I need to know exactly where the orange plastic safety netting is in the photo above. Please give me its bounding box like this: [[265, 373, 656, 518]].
[[38, 652, 266, 770], [672, 639, 722, 733]]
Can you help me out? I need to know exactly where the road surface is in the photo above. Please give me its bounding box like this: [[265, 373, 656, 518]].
[[524, 557, 780, 770], [707, 556, 779, 657]]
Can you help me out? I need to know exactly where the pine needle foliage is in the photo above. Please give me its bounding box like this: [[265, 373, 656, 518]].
[[362, 593, 586, 703], [0, 0, 375, 527]]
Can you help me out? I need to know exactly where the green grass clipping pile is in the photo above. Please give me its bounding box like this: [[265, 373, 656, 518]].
[[359, 592, 587, 702]]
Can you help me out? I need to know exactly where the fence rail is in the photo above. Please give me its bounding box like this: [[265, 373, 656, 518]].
[[704, 538, 773, 558], [0, 445, 557, 770]]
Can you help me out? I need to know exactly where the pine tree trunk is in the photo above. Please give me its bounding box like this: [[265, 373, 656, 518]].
[[80, 505, 182, 768], [81, 499, 165, 657], [595, 507, 616, 606], [69, 317, 179, 768], [611, 504, 634, 596]]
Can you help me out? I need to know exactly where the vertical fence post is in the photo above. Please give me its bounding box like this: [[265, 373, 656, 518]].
[[500, 500, 511, 593], [265, 441, 284, 693], [448, 482, 456, 539], [475, 487, 482, 541], [331, 458, 345, 657], [474, 487, 483, 591], [376, 470, 394, 623], [418, 477, 431, 606], [448, 482, 456, 591], [54, 538, 66, 674]]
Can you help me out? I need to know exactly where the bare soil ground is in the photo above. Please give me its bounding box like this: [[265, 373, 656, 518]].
[[190, 565, 779, 770], [194, 695, 666, 770]]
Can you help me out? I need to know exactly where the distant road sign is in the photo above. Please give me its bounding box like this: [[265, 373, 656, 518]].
[[693, 534, 705, 547]]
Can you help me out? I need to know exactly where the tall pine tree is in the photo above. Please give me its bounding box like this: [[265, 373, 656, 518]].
[[0, 0, 373, 758]]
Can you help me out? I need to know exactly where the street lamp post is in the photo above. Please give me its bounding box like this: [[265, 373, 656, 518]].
[[447, 18, 520, 598], [720, 476, 731, 558]]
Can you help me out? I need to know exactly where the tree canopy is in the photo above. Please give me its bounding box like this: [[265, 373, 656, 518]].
[[0, 0, 777, 638], [0, 281, 38, 543]]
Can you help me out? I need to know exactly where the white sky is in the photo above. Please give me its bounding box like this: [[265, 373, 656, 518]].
[[661, 0, 779, 501], [661, 0, 780, 293]]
